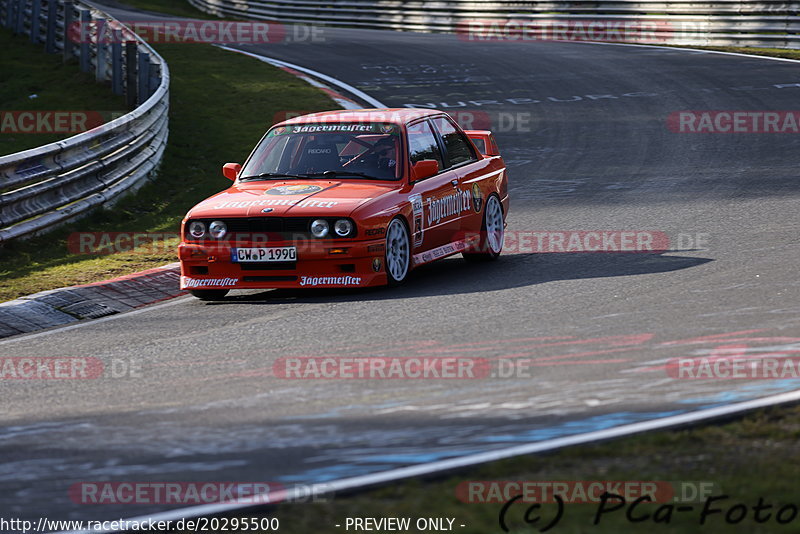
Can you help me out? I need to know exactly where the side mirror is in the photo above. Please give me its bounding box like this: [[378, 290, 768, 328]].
[[412, 159, 439, 181], [222, 162, 242, 181], [464, 130, 500, 157]]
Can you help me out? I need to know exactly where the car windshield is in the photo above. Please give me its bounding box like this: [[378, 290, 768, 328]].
[[240, 122, 402, 181]]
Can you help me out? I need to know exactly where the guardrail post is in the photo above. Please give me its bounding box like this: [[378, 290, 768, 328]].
[[63, 0, 75, 61], [111, 33, 123, 94], [149, 61, 160, 95], [29, 0, 40, 43], [14, 0, 25, 34], [137, 50, 150, 105], [78, 8, 90, 72], [95, 18, 108, 81], [125, 40, 137, 108], [44, 0, 56, 52]]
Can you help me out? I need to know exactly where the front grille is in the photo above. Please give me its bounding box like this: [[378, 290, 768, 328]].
[[242, 275, 298, 282], [189, 217, 312, 240]]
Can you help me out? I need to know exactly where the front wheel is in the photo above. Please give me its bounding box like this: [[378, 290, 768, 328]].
[[463, 194, 504, 262], [189, 289, 229, 301], [385, 218, 410, 285]]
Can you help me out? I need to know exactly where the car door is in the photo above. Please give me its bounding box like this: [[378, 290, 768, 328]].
[[405, 119, 463, 258], [430, 116, 487, 245]]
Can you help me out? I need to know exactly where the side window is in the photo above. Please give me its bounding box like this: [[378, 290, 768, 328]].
[[407, 121, 444, 172], [433, 117, 477, 167]]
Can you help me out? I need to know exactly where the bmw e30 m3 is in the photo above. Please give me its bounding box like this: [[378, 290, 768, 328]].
[[178, 108, 509, 300]]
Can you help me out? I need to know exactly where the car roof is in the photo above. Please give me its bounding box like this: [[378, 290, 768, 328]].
[[276, 108, 444, 128]]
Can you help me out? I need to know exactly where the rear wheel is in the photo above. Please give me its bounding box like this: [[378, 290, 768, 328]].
[[189, 289, 229, 301], [463, 194, 504, 262], [385, 218, 410, 285]]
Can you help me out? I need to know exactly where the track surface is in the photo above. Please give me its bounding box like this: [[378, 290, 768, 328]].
[[2, 6, 800, 523]]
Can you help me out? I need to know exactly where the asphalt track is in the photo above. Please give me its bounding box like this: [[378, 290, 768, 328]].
[[2, 4, 800, 525]]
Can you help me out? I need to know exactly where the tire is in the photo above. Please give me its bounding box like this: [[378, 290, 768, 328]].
[[189, 289, 229, 301], [385, 217, 411, 285], [463, 194, 504, 262]]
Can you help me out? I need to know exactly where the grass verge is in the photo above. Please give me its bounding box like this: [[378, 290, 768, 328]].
[[233, 403, 800, 534], [104, 0, 216, 19], [0, 36, 337, 301], [679, 46, 800, 62], [0, 31, 127, 156]]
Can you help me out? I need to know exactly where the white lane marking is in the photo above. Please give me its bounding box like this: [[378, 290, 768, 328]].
[[213, 44, 387, 108], [0, 296, 192, 345], [61, 387, 800, 533]]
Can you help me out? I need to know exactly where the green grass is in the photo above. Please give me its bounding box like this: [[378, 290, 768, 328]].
[[229, 404, 800, 534], [671, 45, 800, 62], [0, 38, 337, 301], [0, 31, 127, 156], [110, 0, 216, 19]]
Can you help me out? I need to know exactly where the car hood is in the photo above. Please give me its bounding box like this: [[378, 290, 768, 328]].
[[187, 180, 397, 219]]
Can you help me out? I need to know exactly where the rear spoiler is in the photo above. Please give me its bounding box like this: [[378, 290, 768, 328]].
[[464, 130, 500, 157]]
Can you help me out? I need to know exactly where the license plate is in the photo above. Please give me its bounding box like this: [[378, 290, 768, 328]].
[[231, 247, 297, 262]]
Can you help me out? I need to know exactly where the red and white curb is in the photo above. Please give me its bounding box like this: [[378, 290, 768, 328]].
[[0, 262, 183, 339], [214, 44, 387, 109]]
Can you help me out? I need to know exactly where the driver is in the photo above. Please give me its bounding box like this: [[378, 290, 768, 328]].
[[373, 136, 397, 174]]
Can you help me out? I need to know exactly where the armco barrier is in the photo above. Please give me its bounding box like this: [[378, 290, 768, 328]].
[[0, 0, 169, 243], [187, 0, 800, 48]]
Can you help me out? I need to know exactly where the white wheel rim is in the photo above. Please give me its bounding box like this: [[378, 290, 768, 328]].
[[386, 220, 409, 281], [485, 196, 504, 254]]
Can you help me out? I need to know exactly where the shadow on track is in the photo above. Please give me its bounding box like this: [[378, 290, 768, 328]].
[[201, 251, 712, 304]]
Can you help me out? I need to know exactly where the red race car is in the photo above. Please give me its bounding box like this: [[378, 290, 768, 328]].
[[178, 108, 509, 300]]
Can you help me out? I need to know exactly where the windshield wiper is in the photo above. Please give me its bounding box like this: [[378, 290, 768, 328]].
[[238, 172, 310, 181], [304, 171, 386, 180]]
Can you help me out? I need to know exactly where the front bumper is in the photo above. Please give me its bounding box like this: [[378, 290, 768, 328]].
[[178, 238, 388, 290]]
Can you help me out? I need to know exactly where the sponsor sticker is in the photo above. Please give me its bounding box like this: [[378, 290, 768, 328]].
[[410, 194, 424, 247], [372, 258, 382, 272], [212, 198, 337, 209], [471, 182, 483, 212], [265, 185, 323, 196], [426, 188, 474, 226], [181, 276, 238, 288], [299, 275, 362, 287]]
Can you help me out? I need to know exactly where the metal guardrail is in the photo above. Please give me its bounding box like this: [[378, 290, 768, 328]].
[[187, 0, 800, 48], [0, 0, 169, 243]]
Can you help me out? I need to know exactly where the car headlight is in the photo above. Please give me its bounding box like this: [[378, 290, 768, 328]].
[[209, 220, 227, 239], [310, 219, 329, 238], [334, 219, 354, 237], [189, 221, 206, 239]]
